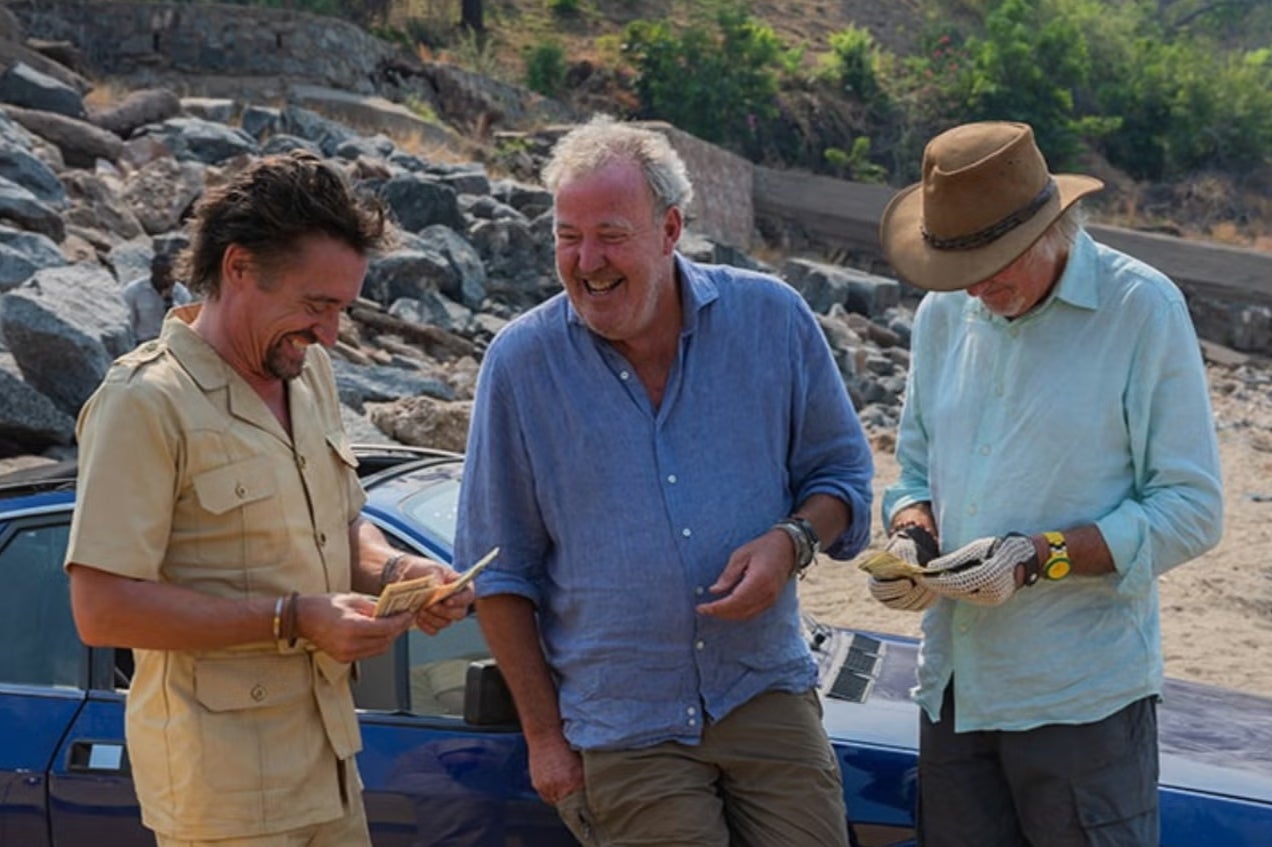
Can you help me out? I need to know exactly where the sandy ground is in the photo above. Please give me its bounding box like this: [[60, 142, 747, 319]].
[[799, 355, 1272, 700]]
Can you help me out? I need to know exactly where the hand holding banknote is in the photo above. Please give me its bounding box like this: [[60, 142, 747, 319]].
[[374, 547, 500, 618], [860, 525, 941, 612]]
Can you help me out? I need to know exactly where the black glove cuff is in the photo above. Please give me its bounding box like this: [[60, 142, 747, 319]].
[[893, 524, 940, 565], [1005, 532, 1044, 586]]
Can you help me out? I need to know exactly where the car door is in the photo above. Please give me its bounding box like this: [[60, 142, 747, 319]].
[[0, 515, 86, 847], [353, 614, 578, 847], [0, 512, 151, 846]]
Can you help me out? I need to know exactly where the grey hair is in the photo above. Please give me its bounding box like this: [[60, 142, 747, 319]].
[[540, 115, 694, 216], [1029, 204, 1085, 266]]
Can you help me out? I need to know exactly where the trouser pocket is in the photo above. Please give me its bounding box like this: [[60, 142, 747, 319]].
[[556, 789, 604, 847]]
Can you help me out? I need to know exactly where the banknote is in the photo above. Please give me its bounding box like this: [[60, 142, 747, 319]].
[[427, 546, 500, 605], [373, 573, 439, 618], [373, 546, 501, 617], [856, 548, 930, 580]]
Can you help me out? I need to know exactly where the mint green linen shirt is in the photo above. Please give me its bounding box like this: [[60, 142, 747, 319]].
[[883, 230, 1223, 732]]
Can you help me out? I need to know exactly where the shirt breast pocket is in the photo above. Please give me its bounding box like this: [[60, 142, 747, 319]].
[[191, 456, 286, 566]]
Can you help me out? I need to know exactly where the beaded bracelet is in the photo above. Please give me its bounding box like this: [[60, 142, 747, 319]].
[[380, 552, 408, 589]]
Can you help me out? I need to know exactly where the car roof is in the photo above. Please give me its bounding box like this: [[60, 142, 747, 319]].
[[0, 444, 461, 495]]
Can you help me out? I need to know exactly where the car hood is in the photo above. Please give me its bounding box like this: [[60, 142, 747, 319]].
[[812, 623, 1272, 806]]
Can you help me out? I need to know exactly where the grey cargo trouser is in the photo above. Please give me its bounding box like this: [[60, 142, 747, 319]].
[[918, 683, 1159, 847]]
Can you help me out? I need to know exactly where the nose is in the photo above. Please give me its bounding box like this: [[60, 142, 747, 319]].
[[574, 236, 606, 274], [313, 312, 340, 347]]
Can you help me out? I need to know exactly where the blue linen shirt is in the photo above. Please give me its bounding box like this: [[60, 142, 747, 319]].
[[883, 230, 1223, 732], [455, 255, 874, 751]]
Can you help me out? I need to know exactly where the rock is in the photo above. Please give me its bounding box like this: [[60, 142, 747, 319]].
[[0, 137, 66, 207], [0, 60, 86, 119], [134, 116, 259, 164], [1, 103, 122, 168], [62, 170, 146, 242], [0, 366, 75, 456], [120, 156, 205, 235], [366, 395, 472, 453], [90, 87, 181, 138], [0, 224, 66, 291], [0, 174, 63, 241], [378, 172, 464, 234], [0, 264, 132, 416]]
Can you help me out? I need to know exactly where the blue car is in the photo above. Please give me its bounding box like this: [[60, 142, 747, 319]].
[[1, 446, 1269, 846]]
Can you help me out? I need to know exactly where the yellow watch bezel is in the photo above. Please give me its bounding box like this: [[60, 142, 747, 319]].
[[1042, 531, 1072, 580]]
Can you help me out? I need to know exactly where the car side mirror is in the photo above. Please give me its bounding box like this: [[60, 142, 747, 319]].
[[463, 658, 519, 726]]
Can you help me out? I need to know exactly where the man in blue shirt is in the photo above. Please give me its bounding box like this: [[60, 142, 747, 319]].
[[873, 121, 1223, 846], [454, 116, 874, 846]]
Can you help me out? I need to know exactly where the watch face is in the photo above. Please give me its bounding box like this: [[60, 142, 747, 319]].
[[1045, 556, 1072, 580]]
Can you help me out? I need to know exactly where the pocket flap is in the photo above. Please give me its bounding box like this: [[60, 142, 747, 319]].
[[195, 654, 311, 712], [192, 456, 277, 515]]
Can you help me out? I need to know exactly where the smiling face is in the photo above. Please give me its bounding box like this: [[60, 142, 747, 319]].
[[553, 159, 682, 348], [222, 234, 368, 383]]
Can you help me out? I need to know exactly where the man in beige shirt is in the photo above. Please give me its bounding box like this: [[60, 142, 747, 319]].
[[65, 151, 473, 846]]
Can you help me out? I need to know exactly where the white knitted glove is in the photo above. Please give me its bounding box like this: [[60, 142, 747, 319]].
[[920, 533, 1037, 606], [868, 525, 940, 611]]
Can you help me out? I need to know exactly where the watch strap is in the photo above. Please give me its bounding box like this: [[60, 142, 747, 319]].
[[1041, 531, 1072, 580]]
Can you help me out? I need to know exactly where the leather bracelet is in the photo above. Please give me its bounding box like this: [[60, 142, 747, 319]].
[[271, 595, 285, 642], [380, 552, 407, 589], [281, 591, 301, 648]]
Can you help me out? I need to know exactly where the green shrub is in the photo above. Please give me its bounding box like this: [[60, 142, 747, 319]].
[[821, 26, 887, 114], [620, 2, 792, 154], [524, 39, 568, 97]]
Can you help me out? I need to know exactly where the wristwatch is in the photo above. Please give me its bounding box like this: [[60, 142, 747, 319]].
[[773, 515, 820, 578], [1024, 531, 1072, 585]]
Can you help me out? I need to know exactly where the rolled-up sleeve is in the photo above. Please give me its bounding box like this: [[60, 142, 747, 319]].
[[1096, 298, 1223, 579], [788, 297, 874, 559]]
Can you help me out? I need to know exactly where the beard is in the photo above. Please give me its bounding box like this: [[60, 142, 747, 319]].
[[264, 332, 315, 380]]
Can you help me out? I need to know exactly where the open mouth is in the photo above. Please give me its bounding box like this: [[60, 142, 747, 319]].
[[288, 331, 319, 350], [582, 277, 623, 295]]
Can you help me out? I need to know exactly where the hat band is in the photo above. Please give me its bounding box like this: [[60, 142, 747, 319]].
[[921, 180, 1057, 251]]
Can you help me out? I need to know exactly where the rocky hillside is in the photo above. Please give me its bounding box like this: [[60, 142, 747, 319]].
[[0, 0, 1267, 469], [0, 3, 923, 463]]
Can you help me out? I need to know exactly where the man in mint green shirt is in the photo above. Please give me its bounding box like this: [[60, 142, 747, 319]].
[[872, 121, 1222, 846]]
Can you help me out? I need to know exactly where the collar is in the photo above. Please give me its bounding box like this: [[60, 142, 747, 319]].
[[158, 304, 303, 441], [1048, 229, 1100, 311]]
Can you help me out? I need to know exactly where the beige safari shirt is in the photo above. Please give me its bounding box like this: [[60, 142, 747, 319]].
[[66, 308, 368, 840]]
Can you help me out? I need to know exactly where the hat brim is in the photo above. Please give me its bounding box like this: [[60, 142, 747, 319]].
[[879, 173, 1104, 292]]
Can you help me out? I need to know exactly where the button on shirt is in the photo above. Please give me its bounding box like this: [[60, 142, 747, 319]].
[[456, 256, 874, 751], [883, 231, 1223, 732]]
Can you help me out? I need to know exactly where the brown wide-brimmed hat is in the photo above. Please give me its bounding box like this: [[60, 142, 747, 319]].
[[879, 121, 1104, 292]]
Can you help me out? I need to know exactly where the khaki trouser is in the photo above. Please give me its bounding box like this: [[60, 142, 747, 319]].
[[558, 688, 851, 847], [155, 762, 371, 847]]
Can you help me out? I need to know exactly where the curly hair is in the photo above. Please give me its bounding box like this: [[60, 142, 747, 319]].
[[179, 151, 391, 298]]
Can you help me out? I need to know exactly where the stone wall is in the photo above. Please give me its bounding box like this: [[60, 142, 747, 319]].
[[656, 123, 754, 253], [8, 0, 397, 94]]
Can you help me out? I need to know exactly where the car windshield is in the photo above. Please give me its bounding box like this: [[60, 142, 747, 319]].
[[399, 477, 460, 546]]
